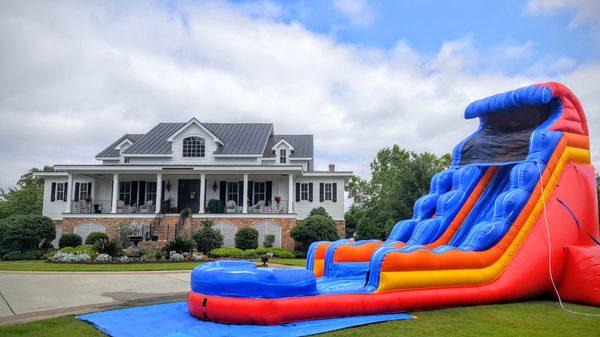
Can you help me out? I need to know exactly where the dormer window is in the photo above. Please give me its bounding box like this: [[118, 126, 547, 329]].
[[183, 136, 205, 157], [280, 149, 287, 164]]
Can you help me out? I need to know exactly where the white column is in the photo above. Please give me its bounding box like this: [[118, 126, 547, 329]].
[[199, 173, 206, 213], [65, 174, 73, 213], [242, 173, 248, 214], [155, 173, 162, 214], [288, 174, 293, 213], [111, 173, 119, 214]]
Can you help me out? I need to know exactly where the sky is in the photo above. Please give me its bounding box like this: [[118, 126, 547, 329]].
[[0, 0, 599, 189]]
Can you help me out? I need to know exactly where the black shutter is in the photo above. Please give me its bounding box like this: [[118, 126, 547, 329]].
[[295, 182, 300, 202], [51, 183, 56, 202], [308, 183, 313, 202], [87, 183, 92, 200], [265, 181, 272, 205], [131, 181, 138, 206], [138, 181, 146, 205], [319, 183, 324, 202], [247, 181, 254, 205], [161, 180, 166, 202], [332, 183, 338, 202], [74, 183, 80, 202], [63, 183, 68, 202], [238, 181, 244, 206], [219, 181, 226, 202]]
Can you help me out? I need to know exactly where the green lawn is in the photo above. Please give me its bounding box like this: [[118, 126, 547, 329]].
[[1, 301, 598, 337], [0, 259, 306, 272]]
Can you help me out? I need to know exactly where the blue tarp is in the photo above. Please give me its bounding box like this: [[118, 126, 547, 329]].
[[77, 302, 412, 337]]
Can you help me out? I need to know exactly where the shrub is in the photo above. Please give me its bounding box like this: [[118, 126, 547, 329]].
[[192, 220, 224, 254], [73, 253, 91, 263], [72, 244, 95, 256], [162, 237, 195, 254], [235, 227, 259, 250], [308, 207, 333, 219], [85, 232, 109, 245], [207, 247, 295, 259], [95, 253, 111, 263], [0, 215, 55, 255], [209, 247, 244, 258], [93, 239, 121, 256], [291, 214, 339, 252], [1, 250, 47, 261], [112, 221, 134, 248], [169, 251, 184, 262], [263, 234, 275, 248], [59, 233, 82, 248]]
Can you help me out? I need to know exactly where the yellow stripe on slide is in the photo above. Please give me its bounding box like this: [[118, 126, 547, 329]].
[[376, 146, 590, 291]]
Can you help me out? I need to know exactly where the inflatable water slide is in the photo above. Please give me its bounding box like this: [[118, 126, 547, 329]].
[[188, 82, 600, 325]]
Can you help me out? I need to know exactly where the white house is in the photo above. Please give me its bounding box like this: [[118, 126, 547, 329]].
[[37, 118, 352, 250]]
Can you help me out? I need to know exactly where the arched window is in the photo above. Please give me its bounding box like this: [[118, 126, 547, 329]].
[[214, 221, 238, 247], [183, 136, 205, 157], [74, 221, 105, 242], [252, 221, 282, 248]]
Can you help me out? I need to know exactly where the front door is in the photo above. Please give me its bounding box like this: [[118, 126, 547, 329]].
[[177, 179, 200, 212]]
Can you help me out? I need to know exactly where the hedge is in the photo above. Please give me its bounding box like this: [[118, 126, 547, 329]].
[[209, 247, 295, 259], [0, 215, 55, 256]]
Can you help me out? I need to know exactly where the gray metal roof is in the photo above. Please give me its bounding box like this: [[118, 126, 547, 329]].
[[121, 123, 185, 155], [207, 123, 272, 155], [263, 134, 313, 158], [97, 122, 307, 158], [96, 134, 144, 158]]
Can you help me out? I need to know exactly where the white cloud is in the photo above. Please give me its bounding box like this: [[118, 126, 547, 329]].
[[0, 0, 598, 190], [332, 0, 374, 27], [525, 0, 600, 27]]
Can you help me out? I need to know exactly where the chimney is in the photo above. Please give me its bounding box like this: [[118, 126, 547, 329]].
[[328, 164, 335, 172]]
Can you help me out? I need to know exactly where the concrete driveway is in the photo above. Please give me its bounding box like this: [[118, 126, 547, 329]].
[[0, 271, 191, 326]]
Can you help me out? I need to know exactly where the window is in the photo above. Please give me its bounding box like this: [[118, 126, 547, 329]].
[[300, 183, 309, 201], [226, 182, 239, 202], [146, 181, 157, 204], [74, 222, 105, 243], [78, 183, 90, 201], [119, 181, 131, 205], [324, 183, 333, 201], [55, 183, 65, 201], [279, 149, 287, 164], [183, 136, 205, 157], [253, 181, 266, 204]]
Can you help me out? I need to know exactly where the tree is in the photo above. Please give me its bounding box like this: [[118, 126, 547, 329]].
[[0, 166, 53, 219], [346, 146, 451, 240], [235, 227, 259, 250]]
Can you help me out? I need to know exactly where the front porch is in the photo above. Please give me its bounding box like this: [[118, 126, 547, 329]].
[[63, 169, 296, 216]]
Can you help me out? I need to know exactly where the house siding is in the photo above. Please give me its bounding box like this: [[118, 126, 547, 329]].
[[293, 176, 346, 221]]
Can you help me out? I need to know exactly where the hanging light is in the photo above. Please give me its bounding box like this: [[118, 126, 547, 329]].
[[212, 181, 218, 192], [165, 181, 171, 192]]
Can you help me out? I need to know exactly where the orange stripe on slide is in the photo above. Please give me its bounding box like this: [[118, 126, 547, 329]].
[[378, 136, 568, 273], [563, 132, 589, 150], [333, 241, 383, 263], [312, 243, 330, 277], [425, 166, 498, 248]]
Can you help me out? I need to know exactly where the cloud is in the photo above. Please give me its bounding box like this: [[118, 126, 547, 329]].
[[0, 0, 598, 190], [332, 0, 374, 27], [525, 0, 600, 27]]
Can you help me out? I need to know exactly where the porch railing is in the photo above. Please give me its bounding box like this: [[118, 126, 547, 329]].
[[223, 200, 289, 214], [69, 199, 156, 214], [70, 199, 290, 215]]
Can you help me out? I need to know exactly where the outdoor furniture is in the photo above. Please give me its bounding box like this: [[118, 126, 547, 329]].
[[117, 200, 125, 213], [226, 200, 237, 213]]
